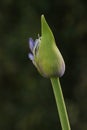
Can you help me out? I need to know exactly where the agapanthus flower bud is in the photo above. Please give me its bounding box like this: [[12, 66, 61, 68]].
[[28, 15, 65, 78]]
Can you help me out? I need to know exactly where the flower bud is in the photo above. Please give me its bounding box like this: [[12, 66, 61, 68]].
[[28, 15, 65, 78]]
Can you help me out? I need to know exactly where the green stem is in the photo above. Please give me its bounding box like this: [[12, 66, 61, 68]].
[[51, 77, 71, 130]]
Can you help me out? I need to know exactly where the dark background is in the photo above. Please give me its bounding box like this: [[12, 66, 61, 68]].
[[0, 0, 87, 130]]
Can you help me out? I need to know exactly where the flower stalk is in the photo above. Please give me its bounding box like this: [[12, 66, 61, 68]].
[[51, 78, 71, 130]]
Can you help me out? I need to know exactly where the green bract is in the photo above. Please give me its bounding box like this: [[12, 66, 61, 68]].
[[28, 15, 65, 78]]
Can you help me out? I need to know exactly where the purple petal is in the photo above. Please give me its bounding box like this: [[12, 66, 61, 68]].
[[29, 38, 35, 52], [28, 53, 34, 61]]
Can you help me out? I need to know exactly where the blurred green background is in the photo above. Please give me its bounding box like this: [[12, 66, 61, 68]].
[[0, 0, 87, 130]]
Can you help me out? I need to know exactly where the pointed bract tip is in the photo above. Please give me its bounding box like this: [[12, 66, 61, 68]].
[[41, 14, 50, 36], [41, 14, 44, 19], [41, 14, 46, 25]]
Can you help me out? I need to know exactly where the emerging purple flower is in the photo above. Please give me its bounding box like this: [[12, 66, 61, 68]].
[[28, 38, 34, 61], [28, 37, 41, 62], [29, 38, 35, 52]]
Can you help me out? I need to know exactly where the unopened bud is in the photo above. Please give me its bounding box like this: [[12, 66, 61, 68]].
[[28, 15, 65, 78]]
